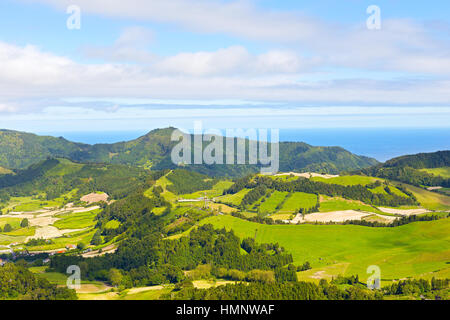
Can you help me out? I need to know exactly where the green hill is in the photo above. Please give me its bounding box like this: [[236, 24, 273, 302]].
[[358, 151, 450, 188], [384, 151, 450, 169], [0, 128, 378, 177], [0, 129, 90, 169]]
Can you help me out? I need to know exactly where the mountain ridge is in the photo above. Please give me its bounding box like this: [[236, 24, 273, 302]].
[[0, 128, 378, 176]]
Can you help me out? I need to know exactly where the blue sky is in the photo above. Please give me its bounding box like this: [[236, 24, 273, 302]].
[[0, 0, 449, 132]]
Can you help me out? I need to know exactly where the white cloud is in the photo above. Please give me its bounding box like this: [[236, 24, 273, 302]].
[[0, 103, 17, 113], [83, 26, 156, 63], [156, 46, 309, 76], [24, 0, 450, 75], [1, 40, 450, 111], [25, 0, 321, 42]]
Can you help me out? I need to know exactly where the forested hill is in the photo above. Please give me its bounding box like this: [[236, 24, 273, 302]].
[[383, 151, 450, 169], [0, 129, 90, 169], [0, 128, 378, 176], [357, 151, 450, 188]]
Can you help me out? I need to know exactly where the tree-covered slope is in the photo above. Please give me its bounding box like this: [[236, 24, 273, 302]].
[[0, 128, 378, 176], [383, 151, 450, 169], [0, 158, 150, 205], [0, 130, 90, 169], [358, 151, 450, 188]]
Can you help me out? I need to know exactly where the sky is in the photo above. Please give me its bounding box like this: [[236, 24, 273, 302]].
[[0, 0, 449, 133]]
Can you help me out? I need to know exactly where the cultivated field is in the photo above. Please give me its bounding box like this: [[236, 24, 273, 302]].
[[217, 189, 251, 206], [310, 175, 380, 186], [289, 210, 372, 223], [279, 192, 318, 213], [199, 215, 450, 282]]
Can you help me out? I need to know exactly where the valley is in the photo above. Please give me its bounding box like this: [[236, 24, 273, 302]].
[[0, 144, 449, 301]]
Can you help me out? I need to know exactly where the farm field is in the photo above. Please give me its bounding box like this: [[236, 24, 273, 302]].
[[199, 215, 450, 282], [398, 183, 450, 211], [146, 174, 178, 202], [279, 192, 318, 213], [419, 167, 450, 179], [53, 209, 99, 229], [217, 188, 251, 206], [318, 196, 382, 214], [310, 175, 381, 186], [178, 180, 234, 199], [252, 191, 288, 213]]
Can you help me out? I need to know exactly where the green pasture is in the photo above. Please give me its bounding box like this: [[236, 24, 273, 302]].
[[198, 215, 450, 282], [419, 167, 450, 179], [218, 189, 251, 206], [279, 192, 318, 213]]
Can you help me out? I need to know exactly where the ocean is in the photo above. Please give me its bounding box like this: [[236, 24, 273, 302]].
[[43, 128, 450, 162]]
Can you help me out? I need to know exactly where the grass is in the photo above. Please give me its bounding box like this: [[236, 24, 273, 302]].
[[0, 234, 27, 245], [0, 166, 13, 175], [4, 189, 79, 212], [26, 229, 96, 251], [178, 180, 234, 199], [310, 175, 381, 186], [419, 167, 450, 179], [146, 174, 178, 202], [279, 192, 318, 213], [319, 196, 382, 214], [4, 227, 36, 236], [53, 209, 99, 229], [218, 189, 250, 206], [398, 183, 450, 211], [121, 287, 172, 300], [104, 220, 121, 230], [198, 215, 450, 282], [0, 217, 22, 229], [45, 159, 84, 176], [208, 203, 237, 214], [151, 207, 167, 215], [369, 186, 389, 195], [253, 191, 288, 214], [269, 213, 293, 221]]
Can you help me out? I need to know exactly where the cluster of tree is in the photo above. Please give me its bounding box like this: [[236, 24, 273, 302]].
[[0, 219, 29, 233], [166, 279, 382, 300], [224, 175, 252, 194], [339, 213, 449, 228], [165, 208, 210, 236], [383, 278, 449, 297], [0, 158, 151, 205], [0, 224, 12, 233], [0, 263, 77, 300], [331, 275, 360, 285], [240, 185, 267, 207], [298, 203, 320, 215], [383, 151, 450, 169], [226, 175, 418, 207], [355, 151, 450, 188], [166, 169, 217, 195], [230, 212, 284, 225], [214, 267, 276, 283], [361, 166, 450, 188], [25, 238, 54, 247], [49, 224, 293, 289], [97, 191, 169, 241], [296, 261, 312, 272]]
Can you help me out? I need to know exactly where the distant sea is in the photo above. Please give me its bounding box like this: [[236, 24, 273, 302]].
[[42, 128, 450, 162]]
